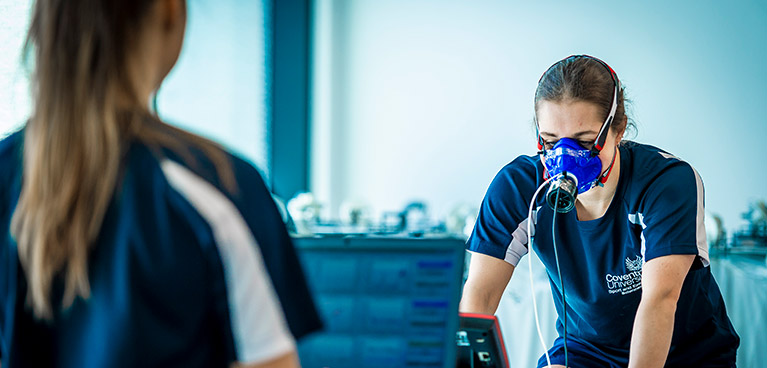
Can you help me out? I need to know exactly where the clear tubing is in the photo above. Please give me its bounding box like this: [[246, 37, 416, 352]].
[[527, 175, 556, 368]]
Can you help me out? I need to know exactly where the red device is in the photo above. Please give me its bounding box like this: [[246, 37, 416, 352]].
[[456, 313, 510, 368]]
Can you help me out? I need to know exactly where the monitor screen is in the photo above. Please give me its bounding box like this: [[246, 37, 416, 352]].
[[294, 235, 466, 368]]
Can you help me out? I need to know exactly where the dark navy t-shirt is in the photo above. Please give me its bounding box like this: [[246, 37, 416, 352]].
[[0, 129, 322, 368], [468, 141, 739, 366]]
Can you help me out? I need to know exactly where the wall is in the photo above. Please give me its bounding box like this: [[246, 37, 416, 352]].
[[0, 1, 32, 138], [311, 0, 767, 232], [158, 0, 270, 175], [0, 1, 269, 173]]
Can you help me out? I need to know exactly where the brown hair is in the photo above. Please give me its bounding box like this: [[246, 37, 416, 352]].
[[534, 56, 634, 137], [13, 0, 234, 319]]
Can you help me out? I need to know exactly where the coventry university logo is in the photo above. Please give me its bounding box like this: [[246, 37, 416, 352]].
[[605, 255, 643, 295], [625, 255, 643, 272]]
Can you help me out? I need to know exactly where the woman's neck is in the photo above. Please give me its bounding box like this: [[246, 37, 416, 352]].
[[575, 147, 621, 221]]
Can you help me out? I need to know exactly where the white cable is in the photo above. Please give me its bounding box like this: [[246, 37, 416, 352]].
[[527, 175, 556, 368]]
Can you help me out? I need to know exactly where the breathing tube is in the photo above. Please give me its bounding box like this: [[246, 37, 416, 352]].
[[527, 175, 570, 368]]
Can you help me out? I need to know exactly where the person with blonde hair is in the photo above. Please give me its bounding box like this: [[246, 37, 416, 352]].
[[0, 1, 321, 367]]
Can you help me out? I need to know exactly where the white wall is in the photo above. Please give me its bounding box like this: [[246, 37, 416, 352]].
[[311, 0, 767, 232], [1, 1, 269, 174], [158, 0, 270, 175], [0, 1, 32, 138]]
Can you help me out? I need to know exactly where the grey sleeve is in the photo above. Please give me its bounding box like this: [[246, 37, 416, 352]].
[[503, 215, 536, 267]]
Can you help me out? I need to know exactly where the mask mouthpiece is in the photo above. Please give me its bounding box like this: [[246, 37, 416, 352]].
[[546, 172, 577, 213]]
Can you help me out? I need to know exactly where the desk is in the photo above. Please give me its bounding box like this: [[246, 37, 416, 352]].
[[495, 254, 767, 367]]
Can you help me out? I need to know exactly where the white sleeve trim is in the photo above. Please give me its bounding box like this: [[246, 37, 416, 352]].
[[161, 160, 296, 363], [504, 217, 533, 267], [628, 212, 647, 262], [639, 154, 710, 267], [691, 167, 710, 267]]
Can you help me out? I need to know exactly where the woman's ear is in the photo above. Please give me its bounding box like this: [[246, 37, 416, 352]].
[[614, 116, 628, 143], [159, 0, 185, 31], [148, 0, 186, 93]]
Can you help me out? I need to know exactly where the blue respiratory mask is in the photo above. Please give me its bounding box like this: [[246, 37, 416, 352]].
[[542, 138, 606, 213]]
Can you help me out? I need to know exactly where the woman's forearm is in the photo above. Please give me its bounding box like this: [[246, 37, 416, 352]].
[[628, 296, 677, 368], [629, 254, 693, 368]]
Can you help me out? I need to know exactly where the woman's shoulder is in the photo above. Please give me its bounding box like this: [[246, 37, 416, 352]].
[[0, 129, 23, 166], [0, 129, 23, 193], [132, 119, 269, 200], [498, 154, 541, 179], [622, 141, 697, 180], [621, 141, 700, 206], [148, 131, 277, 227], [483, 154, 543, 203], [497, 154, 542, 182], [122, 136, 277, 249]]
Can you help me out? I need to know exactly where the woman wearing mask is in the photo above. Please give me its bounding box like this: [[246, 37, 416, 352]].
[[460, 55, 739, 367], [0, 1, 320, 367]]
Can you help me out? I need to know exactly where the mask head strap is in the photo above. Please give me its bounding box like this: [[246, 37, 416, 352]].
[[598, 145, 618, 186], [587, 55, 620, 155]]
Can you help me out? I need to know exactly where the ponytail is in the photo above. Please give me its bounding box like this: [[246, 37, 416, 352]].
[[13, 0, 234, 319]]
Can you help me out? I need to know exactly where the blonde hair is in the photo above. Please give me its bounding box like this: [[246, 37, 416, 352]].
[[13, 0, 234, 319]]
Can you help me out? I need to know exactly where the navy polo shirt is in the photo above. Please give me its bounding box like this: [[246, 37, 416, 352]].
[[468, 141, 739, 366], [0, 129, 321, 368]]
